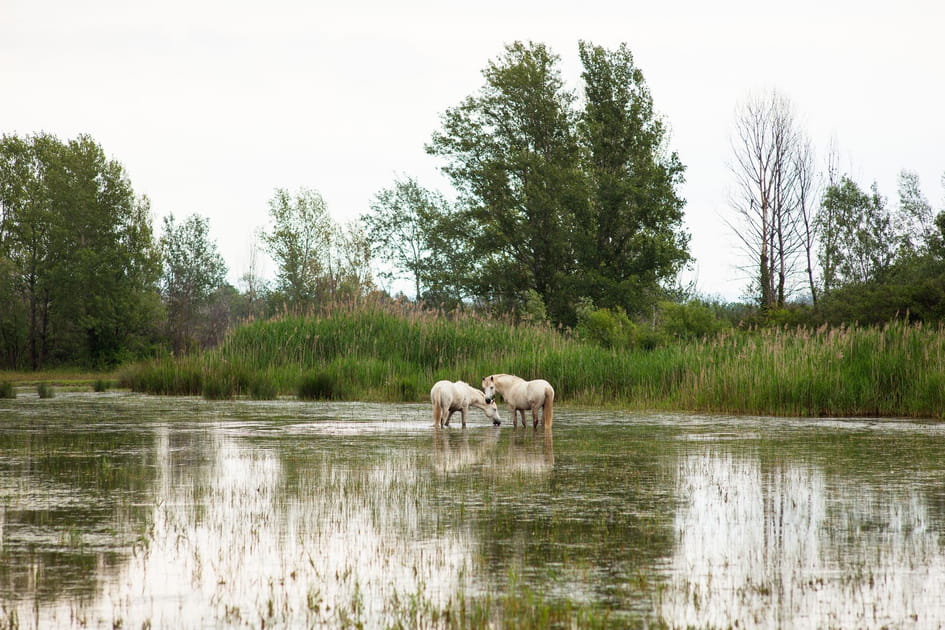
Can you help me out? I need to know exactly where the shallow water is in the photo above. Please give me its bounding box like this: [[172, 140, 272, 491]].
[[1, 393, 944, 628]]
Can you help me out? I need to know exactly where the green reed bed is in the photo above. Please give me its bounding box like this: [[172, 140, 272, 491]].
[[674, 321, 945, 417], [119, 304, 945, 418]]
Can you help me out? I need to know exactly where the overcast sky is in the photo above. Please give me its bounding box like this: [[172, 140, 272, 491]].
[[3, 0, 943, 301]]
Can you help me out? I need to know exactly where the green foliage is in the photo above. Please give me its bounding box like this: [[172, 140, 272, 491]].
[[575, 304, 635, 349], [520, 289, 549, 324], [297, 372, 338, 401], [260, 187, 333, 310], [392, 376, 420, 402], [119, 357, 204, 395], [426, 40, 688, 325], [361, 176, 450, 300], [0, 132, 162, 369], [36, 382, 54, 399], [93, 379, 110, 392], [124, 300, 945, 418], [818, 176, 895, 290], [0, 381, 14, 398], [575, 41, 690, 317], [247, 374, 278, 400], [160, 213, 228, 354], [202, 373, 238, 400], [657, 300, 729, 340]]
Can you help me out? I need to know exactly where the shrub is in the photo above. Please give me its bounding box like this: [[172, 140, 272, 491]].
[[202, 376, 236, 400], [248, 375, 278, 400], [658, 300, 728, 340], [575, 307, 634, 349], [394, 377, 420, 402], [37, 383, 55, 399], [0, 381, 15, 399], [298, 372, 336, 400]]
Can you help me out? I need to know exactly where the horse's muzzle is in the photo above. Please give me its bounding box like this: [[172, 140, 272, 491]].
[[485, 397, 493, 404]]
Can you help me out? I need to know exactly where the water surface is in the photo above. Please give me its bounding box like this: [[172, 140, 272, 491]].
[[1, 393, 944, 628]]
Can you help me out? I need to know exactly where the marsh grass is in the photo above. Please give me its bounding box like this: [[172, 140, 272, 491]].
[[92, 379, 110, 393], [119, 302, 945, 417], [247, 373, 278, 400], [297, 372, 338, 400], [0, 381, 14, 399], [36, 382, 55, 399], [384, 582, 632, 630]]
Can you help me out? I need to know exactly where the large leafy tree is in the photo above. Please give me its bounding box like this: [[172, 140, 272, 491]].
[[159, 213, 227, 353], [576, 41, 690, 315], [425, 41, 689, 324], [260, 187, 334, 310], [0, 133, 161, 368], [361, 176, 447, 299], [427, 41, 585, 322], [817, 176, 895, 290]]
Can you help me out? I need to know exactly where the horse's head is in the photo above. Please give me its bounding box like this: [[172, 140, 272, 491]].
[[481, 375, 496, 404], [485, 400, 501, 426]]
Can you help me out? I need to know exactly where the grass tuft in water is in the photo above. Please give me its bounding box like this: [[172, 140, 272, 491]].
[[0, 381, 14, 399], [93, 379, 110, 393], [203, 375, 236, 400], [248, 374, 278, 400], [36, 382, 54, 399], [297, 372, 338, 400]]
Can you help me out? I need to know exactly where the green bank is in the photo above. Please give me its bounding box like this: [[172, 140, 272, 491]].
[[116, 303, 945, 419]]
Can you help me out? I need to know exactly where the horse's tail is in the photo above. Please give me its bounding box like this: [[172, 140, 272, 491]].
[[431, 387, 442, 426], [543, 384, 554, 429]]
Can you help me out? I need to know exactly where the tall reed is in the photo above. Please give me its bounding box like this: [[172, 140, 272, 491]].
[[119, 304, 945, 418]]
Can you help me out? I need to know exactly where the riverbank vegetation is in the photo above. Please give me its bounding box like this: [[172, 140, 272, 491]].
[[3, 41, 945, 420], [117, 300, 945, 418]]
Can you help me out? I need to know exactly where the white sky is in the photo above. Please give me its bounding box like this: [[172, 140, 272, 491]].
[[3, 0, 943, 301]]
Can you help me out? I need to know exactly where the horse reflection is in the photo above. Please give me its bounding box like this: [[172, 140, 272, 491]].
[[432, 428, 554, 477]]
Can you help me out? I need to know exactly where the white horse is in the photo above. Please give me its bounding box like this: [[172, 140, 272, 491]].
[[482, 373, 554, 430], [430, 380, 501, 428]]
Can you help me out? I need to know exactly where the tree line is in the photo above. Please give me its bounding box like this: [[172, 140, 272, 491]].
[[2, 41, 943, 370], [0, 136, 375, 369], [728, 90, 945, 324]]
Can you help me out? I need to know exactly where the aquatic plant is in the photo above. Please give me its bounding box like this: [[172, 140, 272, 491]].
[[120, 302, 945, 418]]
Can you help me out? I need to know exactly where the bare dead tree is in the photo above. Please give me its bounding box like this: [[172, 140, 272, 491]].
[[818, 138, 843, 294], [727, 90, 811, 309], [795, 136, 819, 305]]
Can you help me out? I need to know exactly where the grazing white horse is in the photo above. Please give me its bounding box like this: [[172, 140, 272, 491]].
[[482, 373, 554, 430], [430, 380, 501, 428]]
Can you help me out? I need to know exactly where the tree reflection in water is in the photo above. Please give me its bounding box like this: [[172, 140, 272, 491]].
[[664, 448, 945, 628]]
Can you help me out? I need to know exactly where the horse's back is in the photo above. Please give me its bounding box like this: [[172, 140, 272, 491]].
[[526, 379, 553, 403], [431, 380, 453, 403]]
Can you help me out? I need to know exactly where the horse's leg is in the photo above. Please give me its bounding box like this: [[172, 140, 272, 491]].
[[532, 405, 540, 428], [461, 406, 467, 428]]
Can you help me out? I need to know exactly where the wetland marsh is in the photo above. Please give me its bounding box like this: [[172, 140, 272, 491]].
[[2, 393, 945, 628]]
